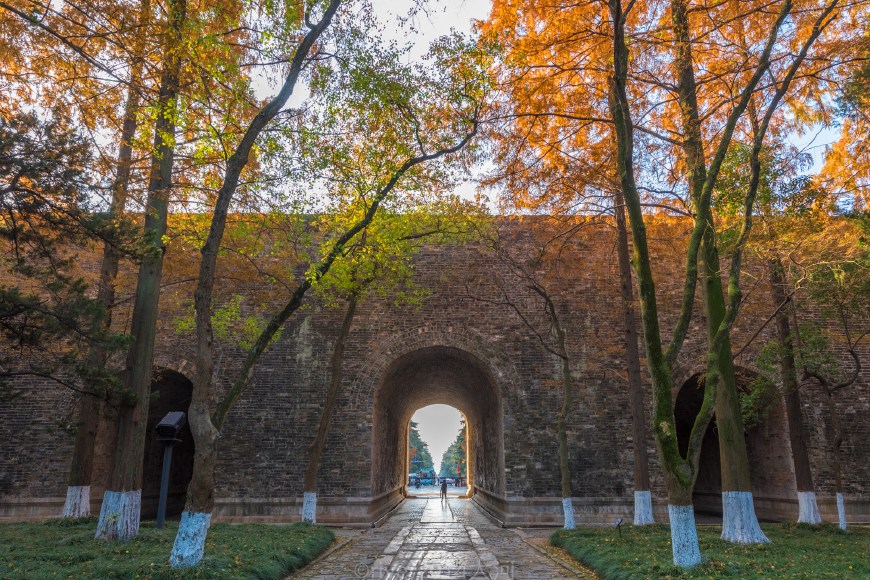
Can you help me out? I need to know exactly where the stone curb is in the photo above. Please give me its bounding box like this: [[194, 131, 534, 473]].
[[286, 534, 356, 579], [512, 529, 593, 578]]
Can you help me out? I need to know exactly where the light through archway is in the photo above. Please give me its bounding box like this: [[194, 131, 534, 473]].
[[371, 346, 506, 504], [408, 405, 468, 496]]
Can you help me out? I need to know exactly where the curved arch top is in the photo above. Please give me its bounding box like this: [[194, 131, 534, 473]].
[[348, 324, 523, 414]]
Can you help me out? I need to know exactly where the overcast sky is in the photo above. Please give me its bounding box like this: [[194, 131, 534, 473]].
[[412, 404, 464, 474]]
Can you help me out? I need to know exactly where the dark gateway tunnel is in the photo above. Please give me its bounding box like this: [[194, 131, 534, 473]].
[[372, 346, 505, 501]]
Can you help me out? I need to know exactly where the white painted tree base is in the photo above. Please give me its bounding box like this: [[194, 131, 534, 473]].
[[797, 491, 821, 525], [721, 491, 769, 544], [668, 504, 701, 568], [634, 490, 654, 526], [562, 498, 575, 529], [63, 485, 90, 519], [95, 490, 141, 541], [170, 512, 212, 568], [836, 493, 847, 531], [302, 492, 317, 524]]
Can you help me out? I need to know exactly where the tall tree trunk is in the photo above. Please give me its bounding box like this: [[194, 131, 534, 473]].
[[670, 0, 769, 545], [64, 0, 148, 518], [556, 325, 574, 529], [608, 0, 720, 566], [614, 189, 653, 525], [302, 295, 357, 523], [95, 0, 185, 541], [768, 258, 820, 523], [529, 286, 575, 528], [169, 2, 344, 567], [822, 387, 846, 529]]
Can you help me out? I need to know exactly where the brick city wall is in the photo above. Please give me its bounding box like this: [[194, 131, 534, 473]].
[[1, 216, 868, 524]]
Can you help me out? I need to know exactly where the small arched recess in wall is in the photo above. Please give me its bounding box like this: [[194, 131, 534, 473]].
[[673, 365, 795, 520]]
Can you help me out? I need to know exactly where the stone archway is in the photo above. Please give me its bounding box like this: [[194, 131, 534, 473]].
[[674, 369, 796, 519], [371, 346, 506, 518]]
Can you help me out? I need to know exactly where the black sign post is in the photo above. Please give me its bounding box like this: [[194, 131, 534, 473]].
[[154, 411, 186, 529]]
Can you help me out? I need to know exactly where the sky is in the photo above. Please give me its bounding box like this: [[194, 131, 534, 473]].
[[412, 404, 464, 474], [369, 0, 492, 57]]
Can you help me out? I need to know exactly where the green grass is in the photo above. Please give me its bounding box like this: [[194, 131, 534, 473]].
[[0, 517, 334, 579], [551, 523, 870, 579]]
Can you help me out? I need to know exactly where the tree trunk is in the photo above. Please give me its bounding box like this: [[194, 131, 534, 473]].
[[614, 189, 653, 525], [530, 285, 575, 529], [170, 2, 344, 567], [609, 0, 714, 566], [822, 386, 847, 529], [64, 0, 149, 520], [669, 0, 768, 545], [768, 258, 820, 523], [95, 0, 185, 541], [65, 392, 101, 518], [557, 344, 574, 529], [302, 295, 358, 523], [702, 240, 766, 543]]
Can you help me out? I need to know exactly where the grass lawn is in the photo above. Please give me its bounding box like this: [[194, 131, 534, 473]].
[[0, 517, 334, 579], [551, 523, 870, 579]]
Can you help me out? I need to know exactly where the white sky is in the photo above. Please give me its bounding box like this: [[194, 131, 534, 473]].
[[370, 0, 492, 57], [412, 404, 463, 474]]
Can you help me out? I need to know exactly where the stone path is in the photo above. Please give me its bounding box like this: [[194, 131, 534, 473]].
[[293, 498, 589, 579]]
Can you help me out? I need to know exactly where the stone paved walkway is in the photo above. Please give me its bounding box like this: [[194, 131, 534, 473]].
[[292, 498, 588, 579]]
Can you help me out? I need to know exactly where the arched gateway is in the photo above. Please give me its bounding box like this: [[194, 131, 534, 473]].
[[372, 347, 504, 508], [348, 326, 519, 523]]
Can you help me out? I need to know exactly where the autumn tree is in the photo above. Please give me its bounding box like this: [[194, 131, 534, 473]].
[[484, 0, 860, 563], [0, 0, 158, 519], [608, 0, 855, 562], [1, 0, 256, 521], [168, 3, 489, 564]]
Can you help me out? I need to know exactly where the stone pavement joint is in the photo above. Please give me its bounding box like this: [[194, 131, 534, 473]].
[[291, 498, 587, 579]]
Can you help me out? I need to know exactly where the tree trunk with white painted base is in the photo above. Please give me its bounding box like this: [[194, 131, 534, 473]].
[[64, 390, 99, 519], [798, 492, 822, 525], [668, 504, 701, 568], [170, 399, 218, 568], [836, 493, 847, 530], [302, 492, 317, 524], [95, 0, 185, 541], [170, 512, 212, 568], [634, 491, 654, 526], [615, 190, 654, 525], [63, 486, 90, 519], [769, 258, 821, 524], [302, 296, 357, 524], [530, 287, 575, 530], [823, 384, 847, 530], [721, 491, 769, 544], [561, 498, 575, 530], [95, 490, 141, 540]]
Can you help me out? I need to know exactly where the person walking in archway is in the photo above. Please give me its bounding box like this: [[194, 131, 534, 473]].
[[440, 478, 448, 502]]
